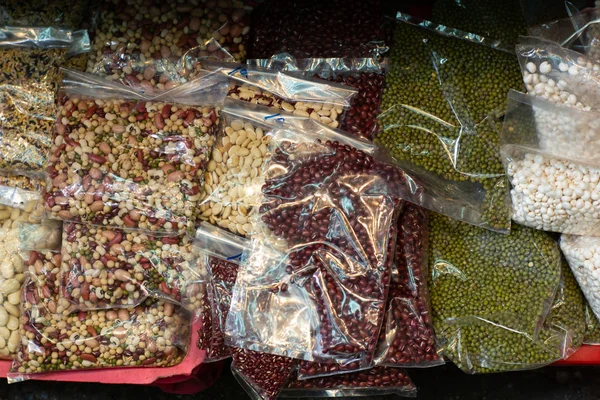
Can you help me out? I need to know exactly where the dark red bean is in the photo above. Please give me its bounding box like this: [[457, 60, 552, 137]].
[[287, 366, 414, 392], [232, 348, 295, 400]]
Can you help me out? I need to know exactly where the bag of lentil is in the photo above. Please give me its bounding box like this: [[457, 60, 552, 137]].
[[501, 90, 600, 235], [248, 55, 386, 140], [282, 366, 416, 398], [59, 222, 201, 311], [193, 222, 249, 362], [199, 98, 308, 236], [225, 120, 407, 369], [428, 212, 569, 374], [378, 13, 523, 233], [45, 69, 228, 234], [203, 61, 358, 129]]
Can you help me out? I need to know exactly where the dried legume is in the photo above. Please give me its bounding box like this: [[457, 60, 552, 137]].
[[0, 0, 86, 29], [232, 348, 295, 400], [46, 96, 217, 233], [584, 303, 600, 344]]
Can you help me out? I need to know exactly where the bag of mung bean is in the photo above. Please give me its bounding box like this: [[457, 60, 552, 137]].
[[45, 69, 228, 234], [193, 222, 249, 362], [248, 55, 386, 141], [584, 303, 600, 344], [203, 61, 358, 130], [225, 120, 406, 369], [377, 13, 523, 233]]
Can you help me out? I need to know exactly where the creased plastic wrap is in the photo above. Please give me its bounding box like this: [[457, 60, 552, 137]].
[[45, 70, 228, 233], [378, 13, 523, 233], [584, 303, 600, 344], [0, 1, 87, 29], [225, 121, 406, 369]]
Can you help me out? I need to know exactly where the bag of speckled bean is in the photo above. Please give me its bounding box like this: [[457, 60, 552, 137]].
[[8, 250, 191, 381], [203, 60, 358, 129], [45, 69, 228, 234], [59, 222, 202, 311]]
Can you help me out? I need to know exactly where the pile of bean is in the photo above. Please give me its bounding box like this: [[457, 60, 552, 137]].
[[249, 0, 384, 59], [232, 348, 295, 400], [428, 212, 564, 373], [60, 223, 200, 310], [46, 97, 217, 233], [88, 0, 251, 87], [199, 117, 268, 236], [378, 20, 523, 231], [12, 251, 190, 374], [377, 204, 440, 366]]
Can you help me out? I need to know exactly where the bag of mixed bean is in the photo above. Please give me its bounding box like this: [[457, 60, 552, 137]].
[[45, 69, 228, 234], [378, 13, 524, 233], [8, 250, 191, 381], [203, 61, 358, 130], [225, 120, 408, 370], [0, 0, 88, 29], [193, 222, 249, 362], [248, 55, 386, 140]]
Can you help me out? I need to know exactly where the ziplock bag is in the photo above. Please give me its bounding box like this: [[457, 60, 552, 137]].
[[375, 204, 442, 368], [45, 69, 228, 233], [9, 250, 191, 381], [203, 61, 357, 129], [517, 36, 600, 110], [521, 0, 590, 27], [225, 121, 406, 367], [60, 222, 200, 311], [231, 348, 296, 400], [0, 27, 89, 176], [282, 367, 416, 398], [0, 0, 87, 29], [248, 55, 386, 140], [378, 13, 523, 233], [199, 98, 307, 236], [584, 303, 600, 344], [193, 222, 249, 362], [0, 179, 42, 211], [428, 212, 565, 373], [249, 0, 386, 59], [501, 90, 600, 235]]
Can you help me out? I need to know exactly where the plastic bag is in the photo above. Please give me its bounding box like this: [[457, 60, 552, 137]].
[[249, 0, 387, 59], [60, 222, 200, 311], [231, 348, 296, 400], [193, 222, 249, 361], [521, 0, 590, 27], [248, 55, 386, 140], [0, 0, 87, 29], [282, 367, 416, 398], [501, 90, 600, 235], [45, 69, 228, 233], [204, 61, 357, 129], [225, 121, 406, 367], [428, 212, 566, 373], [432, 0, 527, 47], [375, 204, 442, 368], [584, 303, 600, 344], [199, 99, 308, 236], [517, 36, 600, 110], [9, 250, 190, 381], [378, 13, 523, 233]]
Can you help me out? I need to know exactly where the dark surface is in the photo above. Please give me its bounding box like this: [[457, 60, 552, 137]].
[[2, 363, 600, 399]]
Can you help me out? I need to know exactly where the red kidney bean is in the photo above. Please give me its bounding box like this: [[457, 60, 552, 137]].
[[232, 348, 295, 400]]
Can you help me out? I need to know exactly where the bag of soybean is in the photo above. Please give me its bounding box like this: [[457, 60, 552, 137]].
[[378, 13, 523, 233]]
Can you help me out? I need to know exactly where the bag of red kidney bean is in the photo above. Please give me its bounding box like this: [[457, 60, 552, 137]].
[[193, 222, 250, 362], [374, 204, 443, 368], [225, 119, 411, 369], [248, 55, 386, 141], [281, 366, 417, 398], [202, 60, 358, 130]]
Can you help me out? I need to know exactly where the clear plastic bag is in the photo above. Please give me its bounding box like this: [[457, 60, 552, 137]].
[[231, 348, 296, 400], [521, 0, 590, 27], [428, 212, 566, 373], [378, 13, 523, 233], [204, 61, 357, 129], [45, 69, 227, 233], [60, 222, 200, 311], [225, 121, 406, 367], [502, 90, 600, 235], [193, 222, 249, 362], [375, 204, 442, 368], [584, 303, 600, 344], [9, 250, 190, 381], [0, 0, 88, 29], [282, 367, 417, 398], [249, 0, 387, 59], [248, 55, 386, 140], [199, 98, 307, 236]]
